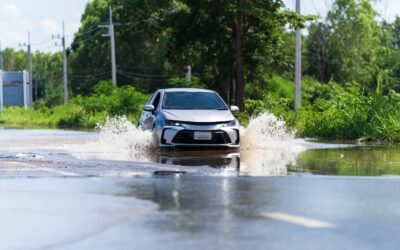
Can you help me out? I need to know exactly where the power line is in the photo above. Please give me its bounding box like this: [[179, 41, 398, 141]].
[[31, 37, 53, 46], [310, 0, 320, 16], [71, 71, 109, 78], [117, 72, 171, 82], [72, 32, 103, 46], [117, 69, 175, 78], [18, 31, 33, 108], [65, 23, 103, 38], [52, 21, 69, 104], [99, 6, 117, 86], [117, 65, 164, 70]]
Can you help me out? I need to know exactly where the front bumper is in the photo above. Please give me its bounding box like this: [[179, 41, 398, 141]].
[[157, 123, 240, 148]]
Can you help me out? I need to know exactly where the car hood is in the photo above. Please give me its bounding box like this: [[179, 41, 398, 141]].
[[161, 109, 235, 123]]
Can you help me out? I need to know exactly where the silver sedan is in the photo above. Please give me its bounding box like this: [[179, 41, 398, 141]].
[[138, 88, 240, 148]]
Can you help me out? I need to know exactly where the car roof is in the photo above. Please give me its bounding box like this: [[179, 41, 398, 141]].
[[161, 88, 214, 93]]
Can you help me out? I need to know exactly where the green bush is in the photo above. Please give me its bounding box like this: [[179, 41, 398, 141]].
[[168, 77, 207, 89], [3, 76, 400, 142], [0, 80, 149, 129], [242, 76, 400, 142], [295, 83, 400, 141]]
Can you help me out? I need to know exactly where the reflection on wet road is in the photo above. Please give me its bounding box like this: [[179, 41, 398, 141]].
[[2, 128, 400, 249], [1, 127, 400, 177], [297, 146, 400, 176], [3, 176, 400, 249]]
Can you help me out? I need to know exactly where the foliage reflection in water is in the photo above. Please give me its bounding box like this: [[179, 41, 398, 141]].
[[51, 114, 400, 177], [153, 145, 400, 177], [296, 146, 400, 176]]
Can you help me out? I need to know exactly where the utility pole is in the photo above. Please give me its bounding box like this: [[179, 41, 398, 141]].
[[0, 69, 3, 112], [34, 78, 37, 101], [100, 6, 117, 86], [19, 32, 33, 108], [186, 65, 192, 82], [0, 42, 3, 70], [235, 0, 245, 111], [28, 33, 33, 108], [294, 0, 302, 109], [52, 21, 68, 104]]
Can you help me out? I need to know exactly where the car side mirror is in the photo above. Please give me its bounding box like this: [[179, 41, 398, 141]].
[[230, 105, 240, 113], [143, 104, 155, 112]]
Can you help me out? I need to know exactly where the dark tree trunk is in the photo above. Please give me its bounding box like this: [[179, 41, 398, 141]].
[[230, 76, 236, 106], [235, 0, 245, 111], [317, 36, 327, 83], [215, 66, 229, 101]]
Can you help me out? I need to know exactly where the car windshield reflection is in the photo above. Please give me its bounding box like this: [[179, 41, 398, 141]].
[[162, 91, 228, 110]]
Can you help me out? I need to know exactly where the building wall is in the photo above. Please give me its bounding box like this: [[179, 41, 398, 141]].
[[3, 86, 24, 106], [0, 71, 29, 110]]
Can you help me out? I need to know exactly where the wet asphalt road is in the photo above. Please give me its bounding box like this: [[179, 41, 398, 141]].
[[1, 128, 400, 249], [1, 175, 400, 250]]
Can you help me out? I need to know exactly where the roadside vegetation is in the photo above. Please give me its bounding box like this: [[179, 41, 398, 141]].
[[241, 76, 400, 142], [2, 0, 400, 141], [0, 81, 148, 129]]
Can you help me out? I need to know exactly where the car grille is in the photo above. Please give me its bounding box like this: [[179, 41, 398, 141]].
[[172, 130, 231, 144], [164, 157, 236, 168]]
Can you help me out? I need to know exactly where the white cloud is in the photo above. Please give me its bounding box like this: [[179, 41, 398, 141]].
[[40, 18, 61, 34], [1, 3, 21, 17]]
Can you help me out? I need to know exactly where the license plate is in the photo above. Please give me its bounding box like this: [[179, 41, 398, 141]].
[[194, 131, 212, 140]]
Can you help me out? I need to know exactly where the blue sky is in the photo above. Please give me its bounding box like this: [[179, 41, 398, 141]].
[[0, 0, 89, 52], [1, 0, 400, 53], [283, 0, 400, 21]]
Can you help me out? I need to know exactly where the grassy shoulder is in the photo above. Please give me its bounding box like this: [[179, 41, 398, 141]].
[[242, 75, 400, 142], [2, 77, 400, 143], [0, 81, 149, 129]]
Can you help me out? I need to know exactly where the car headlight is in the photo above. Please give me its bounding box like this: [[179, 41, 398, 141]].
[[164, 120, 182, 127], [222, 120, 237, 127]]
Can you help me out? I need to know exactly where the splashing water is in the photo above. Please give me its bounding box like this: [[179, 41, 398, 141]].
[[64, 116, 156, 161], [96, 116, 155, 152], [241, 112, 302, 149], [239, 112, 307, 175], [62, 112, 309, 175]]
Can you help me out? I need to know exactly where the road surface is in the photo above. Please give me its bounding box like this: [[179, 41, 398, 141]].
[[0, 128, 399, 250]]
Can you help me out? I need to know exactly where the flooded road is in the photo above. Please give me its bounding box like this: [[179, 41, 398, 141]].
[[1, 125, 400, 250]]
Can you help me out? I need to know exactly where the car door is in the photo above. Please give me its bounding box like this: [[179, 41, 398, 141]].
[[139, 91, 161, 130]]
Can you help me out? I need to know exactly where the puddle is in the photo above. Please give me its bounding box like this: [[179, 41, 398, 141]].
[[0, 114, 398, 177]]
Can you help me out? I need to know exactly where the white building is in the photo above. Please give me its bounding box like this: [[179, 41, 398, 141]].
[[0, 70, 30, 111]]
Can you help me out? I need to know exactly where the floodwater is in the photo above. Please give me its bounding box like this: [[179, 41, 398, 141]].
[[1, 114, 400, 249], [1, 125, 396, 178]]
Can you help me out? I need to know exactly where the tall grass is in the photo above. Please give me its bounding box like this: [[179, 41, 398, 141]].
[[294, 84, 400, 141], [2, 77, 400, 142], [244, 77, 400, 142], [0, 80, 149, 129]]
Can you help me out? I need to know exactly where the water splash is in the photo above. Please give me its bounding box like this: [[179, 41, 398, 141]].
[[62, 112, 309, 175], [241, 112, 298, 149], [64, 116, 156, 161], [239, 112, 306, 176], [96, 116, 155, 152]]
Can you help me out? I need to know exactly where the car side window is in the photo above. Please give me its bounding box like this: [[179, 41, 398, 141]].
[[147, 93, 156, 105], [152, 93, 161, 110]]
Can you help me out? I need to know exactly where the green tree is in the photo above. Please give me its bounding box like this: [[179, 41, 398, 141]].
[[2, 48, 64, 103], [305, 23, 330, 83], [392, 16, 400, 48], [70, 0, 171, 95], [162, 0, 304, 110], [326, 0, 380, 86], [70, 0, 305, 110]]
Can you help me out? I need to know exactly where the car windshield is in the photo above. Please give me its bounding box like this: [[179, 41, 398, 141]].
[[162, 91, 228, 110]]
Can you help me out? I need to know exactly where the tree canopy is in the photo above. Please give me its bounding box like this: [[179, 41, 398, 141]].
[[5, 0, 400, 108], [69, 0, 305, 109]]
